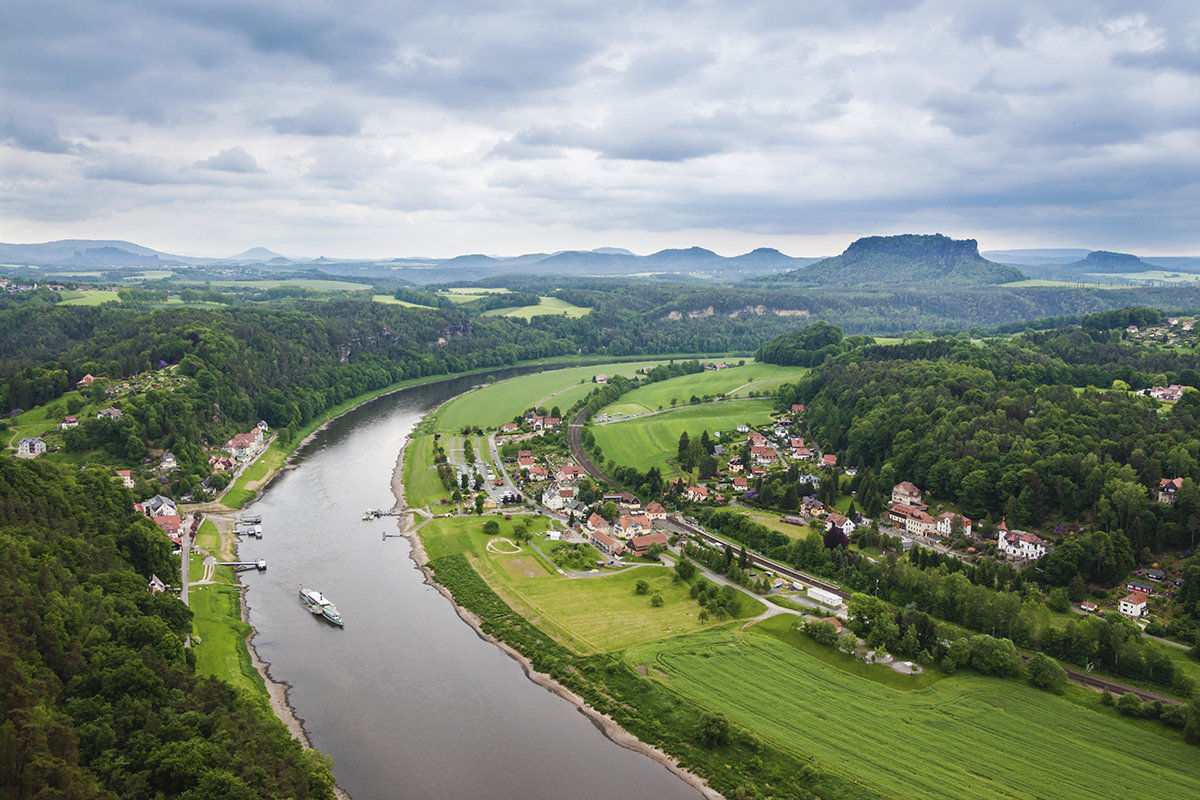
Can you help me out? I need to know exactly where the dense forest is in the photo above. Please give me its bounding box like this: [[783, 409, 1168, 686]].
[[0, 458, 336, 799]]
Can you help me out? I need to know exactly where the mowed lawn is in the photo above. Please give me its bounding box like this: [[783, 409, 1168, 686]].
[[189, 578, 267, 698], [417, 515, 762, 653], [403, 435, 450, 507], [591, 398, 775, 475], [481, 296, 592, 319], [433, 360, 673, 433], [600, 363, 807, 416], [627, 621, 1200, 800]]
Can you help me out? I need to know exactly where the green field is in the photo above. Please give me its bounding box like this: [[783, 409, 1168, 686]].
[[599, 362, 806, 416], [627, 617, 1200, 800], [403, 435, 450, 507], [189, 579, 268, 697], [481, 296, 593, 319], [371, 293, 434, 308], [58, 289, 123, 306], [433, 360, 674, 433], [1089, 270, 1200, 285], [442, 287, 510, 303], [591, 398, 775, 475], [416, 515, 764, 653]]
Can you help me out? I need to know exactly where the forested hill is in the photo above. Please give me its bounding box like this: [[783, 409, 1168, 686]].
[[0, 458, 337, 798], [753, 233, 1026, 288]]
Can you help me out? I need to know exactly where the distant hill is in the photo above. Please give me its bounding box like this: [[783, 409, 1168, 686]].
[[762, 234, 1026, 287], [1060, 250, 1155, 274], [229, 247, 288, 262], [0, 239, 184, 267], [981, 248, 1091, 267]]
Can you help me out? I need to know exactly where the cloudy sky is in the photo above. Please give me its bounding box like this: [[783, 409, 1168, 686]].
[[2, 0, 1198, 258]]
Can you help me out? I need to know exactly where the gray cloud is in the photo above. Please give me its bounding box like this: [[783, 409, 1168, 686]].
[[1, 0, 1199, 255], [267, 102, 362, 136], [196, 146, 260, 172]]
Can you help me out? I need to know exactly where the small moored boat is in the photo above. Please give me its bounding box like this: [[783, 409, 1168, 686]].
[[298, 584, 344, 627]]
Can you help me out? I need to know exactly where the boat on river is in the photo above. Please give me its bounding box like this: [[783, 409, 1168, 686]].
[[298, 584, 344, 626]]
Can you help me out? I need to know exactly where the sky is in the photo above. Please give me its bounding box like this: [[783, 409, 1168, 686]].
[[1, 0, 1198, 259]]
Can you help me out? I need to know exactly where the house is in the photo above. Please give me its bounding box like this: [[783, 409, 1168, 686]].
[[77, 373, 95, 388], [748, 432, 767, 447], [801, 496, 826, 515], [1142, 569, 1167, 582], [1148, 385, 1184, 402], [790, 438, 805, 449], [223, 428, 265, 460], [889, 505, 936, 536], [589, 528, 624, 556], [16, 437, 46, 458], [1159, 477, 1184, 505], [148, 574, 167, 594], [97, 407, 124, 420], [586, 512, 608, 532], [732, 476, 749, 492], [891, 481, 924, 507], [727, 456, 744, 473], [115, 469, 135, 488], [528, 465, 549, 479], [825, 512, 856, 537], [542, 485, 576, 511], [60, 415, 79, 429], [793, 446, 813, 460], [141, 494, 179, 518], [152, 515, 182, 537], [501, 422, 519, 433], [750, 446, 777, 465], [736, 425, 749, 433], [936, 512, 972, 538], [821, 454, 837, 468], [685, 485, 709, 503], [594, 374, 608, 383], [1080, 601, 1098, 613], [613, 514, 651, 538], [628, 532, 668, 556], [556, 464, 588, 483], [818, 616, 843, 633], [617, 493, 642, 512], [1125, 581, 1155, 596], [160, 451, 178, 470], [643, 501, 668, 520], [791, 404, 806, 414], [1119, 592, 1149, 617], [517, 451, 536, 468], [997, 527, 1048, 560]]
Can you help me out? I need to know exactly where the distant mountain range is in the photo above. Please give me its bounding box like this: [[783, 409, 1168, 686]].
[[4, 237, 1199, 286], [759, 234, 1026, 288]]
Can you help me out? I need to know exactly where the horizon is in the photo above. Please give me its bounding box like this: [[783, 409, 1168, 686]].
[[3, 3, 1199, 259]]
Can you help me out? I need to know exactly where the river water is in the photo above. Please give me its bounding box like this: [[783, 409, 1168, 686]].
[[236, 368, 702, 800]]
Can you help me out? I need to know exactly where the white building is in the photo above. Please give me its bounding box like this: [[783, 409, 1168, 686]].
[[808, 587, 843, 608], [936, 513, 973, 538], [1118, 592, 1148, 617], [997, 526, 1047, 560], [16, 437, 46, 458]]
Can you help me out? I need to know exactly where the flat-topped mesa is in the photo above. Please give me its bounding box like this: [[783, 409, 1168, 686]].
[[771, 232, 1026, 288], [842, 233, 982, 262]]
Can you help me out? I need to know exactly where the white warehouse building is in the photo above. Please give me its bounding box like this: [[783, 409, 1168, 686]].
[[808, 587, 843, 608]]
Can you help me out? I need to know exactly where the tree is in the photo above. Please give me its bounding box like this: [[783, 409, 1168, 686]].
[[1026, 653, 1068, 693], [635, 579, 650, 595], [678, 431, 690, 462], [675, 556, 696, 581], [650, 591, 664, 607], [600, 501, 618, 521], [1047, 587, 1071, 613], [474, 495, 485, 515], [483, 520, 500, 536], [695, 712, 730, 748]]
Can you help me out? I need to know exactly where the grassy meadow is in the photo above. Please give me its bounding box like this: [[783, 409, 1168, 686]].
[[203, 278, 373, 291], [627, 616, 1200, 800], [481, 296, 593, 319], [58, 289, 123, 306], [600, 362, 807, 417], [371, 293, 434, 308], [189, 565, 267, 697], [416, 514, 764, 654], [432, 360, 673, 434], [591, 398, 775, 475]]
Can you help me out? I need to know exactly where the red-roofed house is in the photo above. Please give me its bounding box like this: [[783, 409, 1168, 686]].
[[750, 446, 777, 465], [685, 485, 709, 503], [748, 432, 767, 447], [628, 532, 668, 556], [501, 422, 519, 432], [77, 373, 96, 388], [115, 469, 135, 489], [586, 512, 608, 532], [590, 528, 624, 556], [152, 515, 182, 537], [888, 505, 936, 536], [793, 446, 813, 460], [60, 415, 79, 429], [1119, 592, 1148, 617], [643, 501, 667, 520], [613, 514, 651, 538], [791, 404, 806, 414], [556, 464, 587, 483], [732, 476, 749, 492], [1159, 477, 1184, 505], [821, 453, 837, 468], [997, 527, 1048, 560], [528, 465, 549, 479], [891, 481, 923, 507]]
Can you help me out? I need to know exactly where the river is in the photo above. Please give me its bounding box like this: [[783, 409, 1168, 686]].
[[236, 368, 703, 800]]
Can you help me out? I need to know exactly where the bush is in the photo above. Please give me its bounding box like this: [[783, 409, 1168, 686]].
[[1026, 653, 1068, 694], [695, 712, 730, 748], [650, 591, 664, 607], [635, 579, 649, 595], [1117, 692, 1144, 717]]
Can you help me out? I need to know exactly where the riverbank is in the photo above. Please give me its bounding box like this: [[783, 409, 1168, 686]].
[[391, 415, 721, 800]]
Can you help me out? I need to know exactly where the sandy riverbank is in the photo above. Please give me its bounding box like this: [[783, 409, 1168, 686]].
[[389, 428, 722, 800]]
